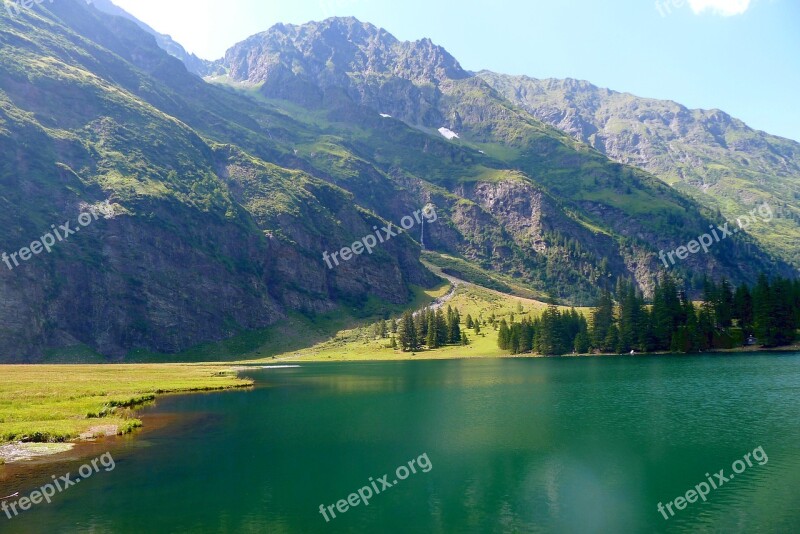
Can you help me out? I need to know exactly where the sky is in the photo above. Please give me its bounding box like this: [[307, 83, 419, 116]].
[[111, 0, 800, 142]]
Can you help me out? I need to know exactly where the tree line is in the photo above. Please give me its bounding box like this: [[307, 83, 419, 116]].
[[498, 274, 800, 355]]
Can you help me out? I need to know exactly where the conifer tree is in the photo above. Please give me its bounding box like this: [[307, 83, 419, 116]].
[[435, 308, 448, 347], [591, 290, 615, 351], [426, 313, 438, 349], [447, 307, 461, 344], [498, 319, 510, 350], [397, 311, 418, 352]]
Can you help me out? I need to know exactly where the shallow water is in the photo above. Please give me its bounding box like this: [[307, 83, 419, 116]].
[[2, 353, 800, 533]]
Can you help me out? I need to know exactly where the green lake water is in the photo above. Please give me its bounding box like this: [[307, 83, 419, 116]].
[[2, 354, 800, 533]]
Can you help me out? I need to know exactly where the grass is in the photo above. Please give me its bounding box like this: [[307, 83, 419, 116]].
[[254, 283, 591, 363], [0, 365, 252, 444]]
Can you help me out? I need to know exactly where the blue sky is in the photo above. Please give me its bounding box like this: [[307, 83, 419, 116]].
[[111, 0, 800, 142]]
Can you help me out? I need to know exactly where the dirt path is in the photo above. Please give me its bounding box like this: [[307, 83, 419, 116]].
[[423, 262, 547, 308]]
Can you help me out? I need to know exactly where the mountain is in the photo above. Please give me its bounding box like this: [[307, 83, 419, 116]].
[[214, 17, 787, 285], [0, 5, 789, 360], [477, 72, 800, 267]]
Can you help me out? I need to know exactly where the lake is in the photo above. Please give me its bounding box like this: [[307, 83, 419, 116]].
[[3, 354, 800, 533]]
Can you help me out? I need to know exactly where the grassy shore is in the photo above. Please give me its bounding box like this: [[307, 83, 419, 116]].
[[0, 364, 252, 446]]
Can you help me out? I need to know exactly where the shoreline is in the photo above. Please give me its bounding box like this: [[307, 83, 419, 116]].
[[247, 343, 800, 365], [0, 365, 252, 466], [4, 345, 798, 466]]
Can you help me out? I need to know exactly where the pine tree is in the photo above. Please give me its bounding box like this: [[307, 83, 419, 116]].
[[519, 318, 533, 353], [574, 331, 590, 354], [617, 281, 644, 352], [415, 309, 428, 340], [753, 274, 771, 344], [447, 307, 461, 344], [465, 314, 474, 329], [715, 278, 734, 328], [498, 319, 510, 350], [770, 277, 797, 346], [651, 275, 682, 351], [683, 298, 699, 352], [538, 304, 563, 355], [435, 308, 448, 347], [697, 305, 714, 350], [590, 289, 615, 351], [426, 313, 438, 349], [397, 311, 417, 352], [603, 324, 619, 354], [733, 283, 753, 340], [510, 327, 520, 354]]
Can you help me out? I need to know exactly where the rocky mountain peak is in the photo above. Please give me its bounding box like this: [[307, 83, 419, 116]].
[[223, 16, 467, 87]]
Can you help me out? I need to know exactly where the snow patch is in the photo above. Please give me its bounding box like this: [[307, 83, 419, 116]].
[[379, 113, 392, 118], [438, 127, 460, 140]]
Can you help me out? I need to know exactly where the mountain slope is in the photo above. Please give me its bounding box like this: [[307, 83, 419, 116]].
[[216, 17, 789, 290], [0, 6, 790, 360], [477, 72, 800, 267], [0, 2, 432, 360]]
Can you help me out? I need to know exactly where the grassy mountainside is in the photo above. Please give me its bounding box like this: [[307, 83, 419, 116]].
[[478, 71, 800, 267], [0, 2, 433, 360], [0, 6, 790, 361]]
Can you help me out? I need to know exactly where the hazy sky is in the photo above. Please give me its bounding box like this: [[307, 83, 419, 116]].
[[111, 0, 800, 142]]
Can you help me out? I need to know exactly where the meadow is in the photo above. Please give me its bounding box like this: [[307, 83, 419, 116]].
[[0, 365, 252, 445]]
